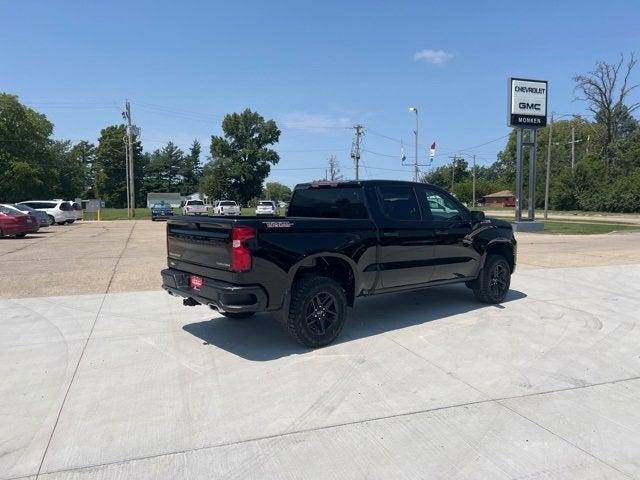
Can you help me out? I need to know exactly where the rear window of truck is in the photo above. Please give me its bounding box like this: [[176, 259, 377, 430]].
[[288, 187, 367, 219]]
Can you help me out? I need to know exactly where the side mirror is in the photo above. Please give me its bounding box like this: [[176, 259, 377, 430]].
[[470, 210, 485, 224]]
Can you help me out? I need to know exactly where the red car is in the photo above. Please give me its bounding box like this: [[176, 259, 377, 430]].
[[0, 205, 39, 238]]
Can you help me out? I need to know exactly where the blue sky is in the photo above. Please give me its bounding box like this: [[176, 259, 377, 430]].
[[2, 0, 639, 187]]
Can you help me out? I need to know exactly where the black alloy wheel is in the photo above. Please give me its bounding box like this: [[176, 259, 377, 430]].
[[305, 292, 338, 336], [473, 254, 511, 304]]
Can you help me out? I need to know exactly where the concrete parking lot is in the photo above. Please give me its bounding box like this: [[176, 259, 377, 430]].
[[1, 221, 640, 479]]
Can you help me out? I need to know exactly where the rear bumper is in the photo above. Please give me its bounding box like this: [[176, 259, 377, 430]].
[[2, 224, 38, 235], [161, 268, 268, 313], [152, 211, 174, 219]]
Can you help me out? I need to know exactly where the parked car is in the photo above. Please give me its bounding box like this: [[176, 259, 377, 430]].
[[18, 200, 73, 225], [9, 203, 51, 227], [162, 180, 517, 347], [0, 205, 39, 238], [255, 200, 276, 216], [151, 202, 174, 221], [182, 199, 208, 215], [213, 200, 241, 216], [67, 201, 83, 222]]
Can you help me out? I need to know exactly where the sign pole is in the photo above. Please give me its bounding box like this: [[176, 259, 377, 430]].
[[508, 77, 547, 231], [528, 129, 537, 221], [515, 128, 523, 222]]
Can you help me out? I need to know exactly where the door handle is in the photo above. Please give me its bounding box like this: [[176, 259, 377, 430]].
[[383, 232, 400, 237], [435, 229, 449, 235]]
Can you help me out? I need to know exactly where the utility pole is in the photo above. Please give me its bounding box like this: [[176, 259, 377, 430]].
[[122, 100, 140, 218], [471, 154, 476, 207], [571, 125, 575, 171], [125, 100, 136, 217], [409, 107, 419, 182], [350, 125, 364, 180], [123, 133, 130, 216], [544, 113, 554, 220]]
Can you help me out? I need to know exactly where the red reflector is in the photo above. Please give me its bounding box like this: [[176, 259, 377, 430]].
[[231, 226, 255, 272], [189, 275, 203, 290]]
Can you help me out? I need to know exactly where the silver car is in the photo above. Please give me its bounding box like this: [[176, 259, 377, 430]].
[[9, 204, 51, 227]]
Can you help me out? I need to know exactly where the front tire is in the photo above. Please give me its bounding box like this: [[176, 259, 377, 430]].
[[286, 275, 347, 348], [47, 215, 55, 226], [220, 311, 255, 319], [473, 254, 511, 304]]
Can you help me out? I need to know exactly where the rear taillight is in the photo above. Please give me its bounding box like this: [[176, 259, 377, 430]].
[[231, 226, 255, 272]]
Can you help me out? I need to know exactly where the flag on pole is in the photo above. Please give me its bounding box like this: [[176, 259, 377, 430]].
[[429, 142, 436, 158]]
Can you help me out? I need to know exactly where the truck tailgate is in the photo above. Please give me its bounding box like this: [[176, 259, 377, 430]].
[[167, 218, 232, 271]]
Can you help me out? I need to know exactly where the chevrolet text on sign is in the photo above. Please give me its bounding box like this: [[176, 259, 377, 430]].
[[508, 78, 548, 127]]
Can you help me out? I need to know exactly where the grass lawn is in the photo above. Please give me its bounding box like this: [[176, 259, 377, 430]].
[[88, 207, 284, 220], [88, 208, 639, 235], [535, 220, 640, 235], [84, 208, 182, 220]]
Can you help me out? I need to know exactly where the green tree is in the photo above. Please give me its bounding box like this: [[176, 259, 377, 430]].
[[49, 140, 88, 199], [0, 93, 55, 201], [69, 140, 96, 197], [144, 142, 184, 194], [422, 158, 469, 190], [203, 109, 281, 205], [95, 125, 144, 207], [574, 53, 639, 162], [264, 182, 292, 202], [199, 158, 235, 201], [179, 139, 202, 194]]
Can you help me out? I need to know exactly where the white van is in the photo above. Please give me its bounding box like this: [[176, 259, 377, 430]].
[[18, 200, 73, 225]]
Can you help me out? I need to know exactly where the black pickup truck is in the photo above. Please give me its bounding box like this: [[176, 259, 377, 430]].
[[162, 180, 516, 347]]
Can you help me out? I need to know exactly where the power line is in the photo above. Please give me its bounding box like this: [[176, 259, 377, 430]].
[[367, 128, 404, 144]]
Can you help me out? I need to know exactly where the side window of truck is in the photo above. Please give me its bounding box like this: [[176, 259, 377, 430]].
[[376, 186, 420, 222], [418, 188, 466, 223]]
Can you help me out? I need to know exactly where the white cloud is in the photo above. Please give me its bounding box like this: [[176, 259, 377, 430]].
[[413, 49, 453, 65], [279, 112, 351, 133]]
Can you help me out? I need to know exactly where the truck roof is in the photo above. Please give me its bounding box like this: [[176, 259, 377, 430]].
[[294, 179, 433, 189]]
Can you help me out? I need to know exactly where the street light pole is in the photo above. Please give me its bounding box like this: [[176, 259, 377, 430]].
[[409, 107, 419, 182]]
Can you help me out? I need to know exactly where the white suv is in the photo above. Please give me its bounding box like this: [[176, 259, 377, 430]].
[[18, 200, 73, 225], [213, 200, 241, 216], [255, 200, 276, 216]]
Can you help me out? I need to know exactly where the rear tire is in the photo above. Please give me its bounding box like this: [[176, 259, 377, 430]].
[[473, 254, 511, 304], [66, 220, 75, 224], [220, 311, 255, 319], [16, 233, 26, 238], [286, 275, 347, 348]]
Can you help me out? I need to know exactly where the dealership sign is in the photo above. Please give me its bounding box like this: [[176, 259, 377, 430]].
[[508, 78, 548, 127]]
